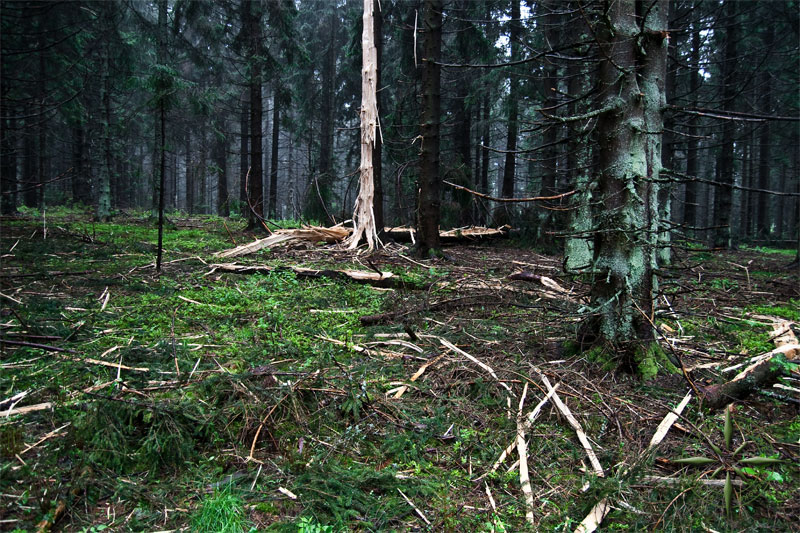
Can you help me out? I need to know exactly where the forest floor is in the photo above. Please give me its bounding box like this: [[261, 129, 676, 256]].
[[1, 208, 798, 533]]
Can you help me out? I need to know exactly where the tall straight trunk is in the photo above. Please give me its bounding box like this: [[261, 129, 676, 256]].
[[0, 51, 16, 214], [452, 0, 473, 226], [239, 89, 249, 209], [23, 132, 37, 207], [564, 54, 592, 272], [216, 122, 229, 217], [500, 0, 521, 201], [656, 0, 677, 265], [268, 90, 280, 218], [95, 39, 112, 221], [416, 0, 443, 256], [372, 0, 384, 233], [37, 44, 47, 209], [0, 121, 15, 214], [309, 9, 338, 224], [756, 28, 773, 240], [538, 0, 560, 248], [346, 0, 380, 250], [185, 131, 194, 213], [481, 93, 490, 196], [743, 128, 755, 237], [713, 0, 738, 248], [683, 26, 701, 233], [775, 163, 786, 239], [155, 0, 168, 271], [586, 0, 667, 371], [246, 1, 264, 227]]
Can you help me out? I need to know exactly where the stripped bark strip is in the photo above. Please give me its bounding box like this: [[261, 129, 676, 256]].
[[541, 375, 604, 477], [478, 384, 558, 480], [436, 336, 512, 394], [516, 383, 535, 524], [576, 392, 693, 533], [574, 498, 612, 533], [646, 392, 692, 451]]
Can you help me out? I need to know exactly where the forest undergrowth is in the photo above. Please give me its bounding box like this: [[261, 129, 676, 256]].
[[1, 209, 798, 532]]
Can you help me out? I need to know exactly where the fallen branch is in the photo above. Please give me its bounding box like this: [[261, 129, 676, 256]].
[[443, 180, 576, 203], [701, 323, 798, 410], [541, 375, 604, 477], [207, 263, 399, 288], [391, 353, 445, 399], [516, 384, 535, 524], [478, 384, 558, 480], [575, 392, 692, 533]]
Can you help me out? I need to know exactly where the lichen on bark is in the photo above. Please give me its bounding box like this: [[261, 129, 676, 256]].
[[581, 0, 668, 375]]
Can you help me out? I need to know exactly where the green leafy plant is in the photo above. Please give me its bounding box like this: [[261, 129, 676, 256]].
[[297, 516, 336, 533], [672, 405, 785, 516]]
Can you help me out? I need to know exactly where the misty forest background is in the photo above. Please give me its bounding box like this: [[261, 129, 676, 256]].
[[2, 0, 798, 252]]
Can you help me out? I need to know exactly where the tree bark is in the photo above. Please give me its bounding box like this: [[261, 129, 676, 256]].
[[216, 121, 229, 217], [683, 26, 701, 233], [239, 89, 249, 210], [372, 0, 384, 234], [500, 0, 521, 202], [307, 8, 338, 224], [416, 0, 443, 256], [713, 0, 738, 249], [247, 0, 264, 227], [585, 0, 666, 369], [268, 88, 280, 219]]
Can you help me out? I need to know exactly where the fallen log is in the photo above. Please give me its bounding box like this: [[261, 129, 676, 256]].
[[701, 321, 798, 409], [207, 263, 399, 288], [215, 226, 350, 258]]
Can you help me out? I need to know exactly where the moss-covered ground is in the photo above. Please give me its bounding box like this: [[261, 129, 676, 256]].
[[1, 210, 798, 532]]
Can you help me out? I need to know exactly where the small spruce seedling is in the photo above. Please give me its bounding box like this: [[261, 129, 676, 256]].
[[672, 405, 785, 516]]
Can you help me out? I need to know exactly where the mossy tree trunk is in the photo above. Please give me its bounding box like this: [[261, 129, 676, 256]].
[[585, 0, 668, 371]]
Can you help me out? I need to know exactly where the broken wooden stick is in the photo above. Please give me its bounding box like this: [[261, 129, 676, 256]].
[[575, 392, 692, 533], [207, 263, 398, 288], [478, 384, 558, 480], [541, 375, 604, 477], [516, 383, 535, 524], [391, 353, 445, 399]]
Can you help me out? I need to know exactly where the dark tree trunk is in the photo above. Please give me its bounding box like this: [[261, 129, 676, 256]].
[[23, 131, 38, 208], [185, 131, 194, 213], [308, 9, 338, 224], [713, 0, 738, 249], [756, 27, 774, 240], [239, 89, 249, 209], [268, 88, 280, 218], [246, 1, 264, 227], [683, 26, 701, 233], [585, 0, 667, 372], [416, 0, 443, 256], [500, 0, 521, 201], [0, 50, 16, 214], [216, 121, 229, 217]]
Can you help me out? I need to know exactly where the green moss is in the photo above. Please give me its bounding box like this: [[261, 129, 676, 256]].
[[634, 343, 678, 380], [746, 300, 800, 322]]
